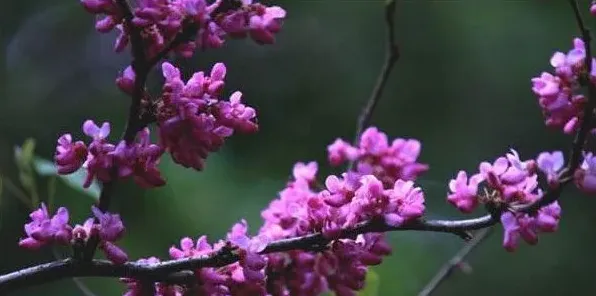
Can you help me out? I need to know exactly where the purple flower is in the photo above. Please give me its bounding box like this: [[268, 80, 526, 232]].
[[92, 206, 125, 242], [575, 152, 596, 194], [531, 38, 589, 134], [327, 139, 359, 166], [115, 66, 136, 95], [327, 127, 428, 186], [537, 151, 564, 186], [19, 203, 73, 250], [500, 201, 561, 252], [447, 171, 483, 213], [248, 5, 286, 44], [54, 134, 87, 174], [157, 62, 258, 171], [101, 241, 128, 264]]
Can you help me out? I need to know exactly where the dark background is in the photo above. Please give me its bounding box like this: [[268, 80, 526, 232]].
[[1, 0, 596, 295]]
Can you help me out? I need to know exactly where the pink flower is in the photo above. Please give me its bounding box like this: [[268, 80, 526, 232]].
[[501, 201, 561, 252], [536, 151, 564, 186], [54, 134, 87, 174], [19, 203, 73, 249], [531, 38, 590, 134], [575, 152, 596, 194], [248, 6, 286, 44], [327, 127, 428, 186], [157, 62, 257, 171], [447, 171, 484, 213]]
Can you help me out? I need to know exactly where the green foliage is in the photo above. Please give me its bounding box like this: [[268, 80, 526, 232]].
[[32, 157, 101, 201], [14, 138, 39, 206]]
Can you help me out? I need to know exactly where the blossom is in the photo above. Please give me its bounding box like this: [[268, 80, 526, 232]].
[[157, 62, 258, 170], [531, 38, 592, 134], [19, 203, 72, 249], [447, 171, 484, 213], [536, 151, 565, 186], [327, 127, 428, 186], [575, 152, 596, 194], [54, 134, 87, 174], [80, 0, 286, 58], [55, 121, 166, 189], [501, 201, 561, 252]]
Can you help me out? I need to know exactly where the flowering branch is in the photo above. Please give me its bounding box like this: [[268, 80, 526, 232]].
[[6, 0, 596, 295], [0, 216, 500, 293], [415, 1, 596, 295]]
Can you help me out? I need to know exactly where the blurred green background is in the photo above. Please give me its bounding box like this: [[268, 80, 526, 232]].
[[2, 0, 596, 295]]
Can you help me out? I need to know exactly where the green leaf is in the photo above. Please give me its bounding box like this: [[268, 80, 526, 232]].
[[32, 157, 101, 201], [14, 139, 39, 205], [358, 269, 380, 296]]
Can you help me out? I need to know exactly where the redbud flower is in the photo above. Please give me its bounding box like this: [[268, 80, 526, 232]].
[[54, 134, 87, 174], [327, 127, 428, 186], [248, 5, 286, 44], [575, 152, 596, 194], [327, 139, 359, 166], [447, 171, 484, 213], [157, 62, 258, 171], [115, 66, 136, 95], [56, 121, 166, 189], [81, 120, 116, 187], [537, 151, 564, 187], [19, 203, 73, 249], [81, 0, 286, 58], [501, 201, 561, 252], [531, 38, 592, 134]]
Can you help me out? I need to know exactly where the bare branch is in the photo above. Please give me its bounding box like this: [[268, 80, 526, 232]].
[[417, 228, 494, 296]]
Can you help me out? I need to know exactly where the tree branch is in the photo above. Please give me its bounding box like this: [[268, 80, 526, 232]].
[[349, 0, 400, 170], [0, 215, 496, 294], [417, 228, 494, 296]]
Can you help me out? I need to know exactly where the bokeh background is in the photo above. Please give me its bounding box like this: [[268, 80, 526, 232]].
[[1, 0, 596, 295]]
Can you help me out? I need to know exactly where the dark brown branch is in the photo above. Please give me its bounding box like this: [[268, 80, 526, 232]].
[[0, 215, 493, 293], [349, 0, 400, 169], [417, 228, 494, 296]]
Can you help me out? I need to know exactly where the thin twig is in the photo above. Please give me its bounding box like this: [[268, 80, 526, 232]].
[[417, 228, 494, 296], [348, 0, 400, 170]]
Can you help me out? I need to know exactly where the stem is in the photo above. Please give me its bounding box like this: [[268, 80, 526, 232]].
[[348, 0, 400, 170]]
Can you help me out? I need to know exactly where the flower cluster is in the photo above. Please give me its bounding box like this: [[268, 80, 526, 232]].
[[81, 0, 286, 57], [327, 127, 429, 186], [531, 38, 595, 134], [447, 149, 563, 251], [55, 121, 165, 189], [156, 156, 423, 295], [157, 62, 257, 170], [20, 203, 128, 264]]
